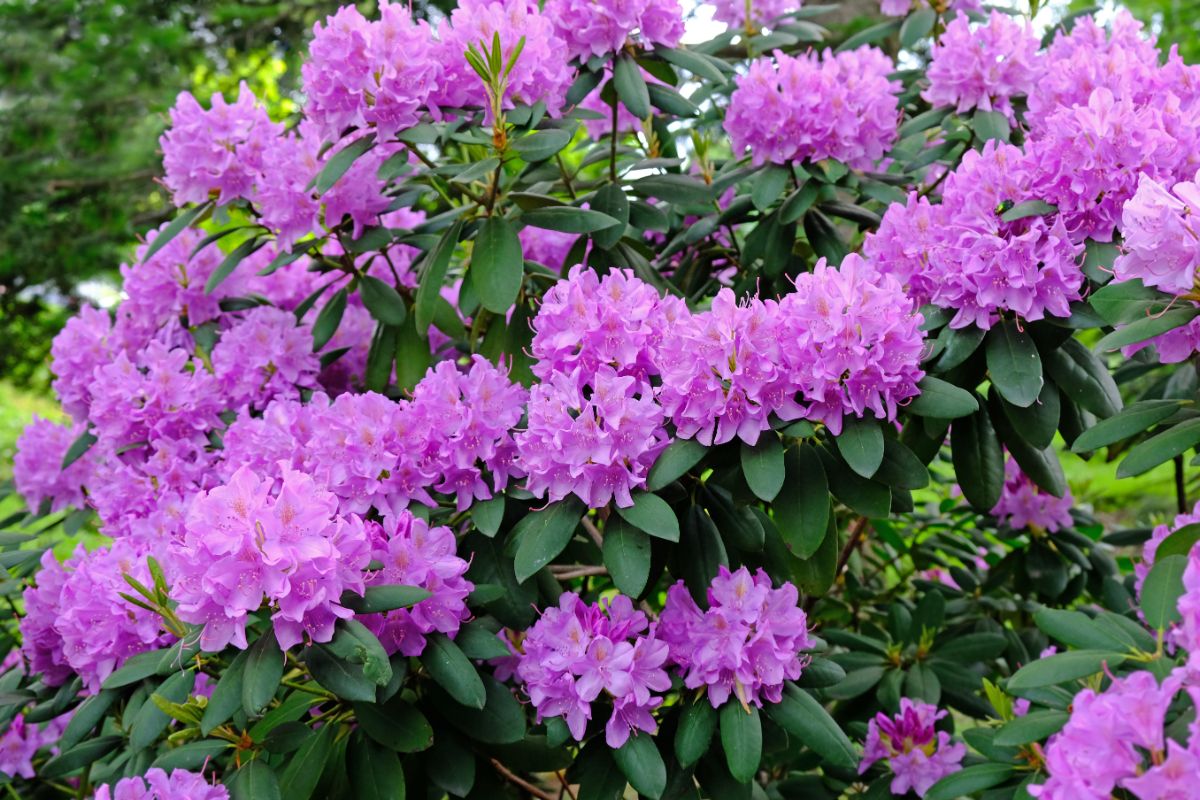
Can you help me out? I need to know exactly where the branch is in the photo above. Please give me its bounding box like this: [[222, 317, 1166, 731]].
[[490, 759, 556, 800], [549, 565, 609, 580]]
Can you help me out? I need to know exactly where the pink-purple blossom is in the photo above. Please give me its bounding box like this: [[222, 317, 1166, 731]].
[[211, 306, 321, 411], [990, 459, 1074, 532], [725, 46, 900, 169], [13, 417, 95, 514], [658, 566, 810, 707], [712, 0, 803, 31], [543, 0, 682, 60], [1113, 170, 1200, 295], [859, 699, 966, 798], [93, 768, 229, 800], [517, 593, 671, 748]]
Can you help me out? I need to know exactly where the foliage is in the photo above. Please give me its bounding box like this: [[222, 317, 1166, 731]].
[[2, 1, 1200, 799]]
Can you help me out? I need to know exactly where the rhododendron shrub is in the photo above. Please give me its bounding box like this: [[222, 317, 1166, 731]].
[[5, 2, 1200, 798]]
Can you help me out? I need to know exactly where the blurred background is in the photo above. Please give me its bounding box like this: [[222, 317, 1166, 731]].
[[0, 0, 1195, 517]]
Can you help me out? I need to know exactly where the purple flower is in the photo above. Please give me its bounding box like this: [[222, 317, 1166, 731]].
[[725, 46, 900, 169], [542, 0, 682, 60], [923, 11, 1042, 124], [0, 709, 70, 780], [711, 0, 803, 32], [93, 768, 228, 800], [50, 305, 114, 422], [879, 0, 979, 17], [859, 699, 965, 798], [433, 0, 574, 118], [990, 458, 1074, 532], [1113, 171, 1200, 295], [658, 567, 810, 708], [160, 82, 280, 206], [171, 466, 370, 651], [1122, 740, 1200, 800], [517, 593, 670, 748], [520, 226, 579, 270], [777, 254, 925, 434], [19, 552, 74, 688], [13, 417, 95, 514], [211, 306, 321, 411], [359, 511, 473, 656], [517, 366, 668, 508], [1137, 501, 1200, 595], [302, 2, 441, 143]]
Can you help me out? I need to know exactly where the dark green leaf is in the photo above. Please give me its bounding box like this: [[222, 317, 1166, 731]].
[[278, 723, 335, 800], [775, 445, 829, 558], [315, 135, 376, 194], [647, 438, 707, 491], [1153, 523, 1200, 561], [1118, 418, 1200, 478], [512, 129, 573, 162], [1098, 306, 1200, 351], [473, 495, 506, 538], [971, 109, 1010, 143], [590, 183, 629, 251], [1089, 279, 1173, 326], [472, 217, 524, 314], [421, 633, 486, 709], [766, 683, 858, 769], [227, 760, 282, 800], [719, 703, 761, 784], [614, 734, 666, 800], [152, 739, 230, 771], [675, 698, 717, 768], [837, 18, 901, 51], [58, 690, 117, 751], [656, 46, 728, 83], [61, 430, 97, 470], [613, 55, 651, 119], [355, 698, 434, 752], [836, 417, 885, 478], [792, 515, 838, 595], [142, 202, 212, 263], [359, 276, 408, 326], [350, 732, 407, 800], [456, 621, 512, 660], [933, 633, 1007, 663], [243, 630, 283, 715], [415, 220, 463, 331], [312, 287, 348, 351], [993, 710, 1069, 746], [1033, 608, 1131, 652], [874, 438, 930, 491], [130, 669, 194, 751], [986, 320, 1043, 408], [521, 206, 621, 234], [101, 648, 165, 690], [307, 646, 376, 702], [1000, 200, 1058, 222], [615, 492, 680, 542], [40, 736, 122, 779], [907, 376, 979, 419], [1071, 400, 1180, 453], [820, 447, 891, 518], [1142, 554, 1189, 630], [647, 82, 698, 116], [899, 8, 936, 47], [951, 407, 1004, 511], [1007, 650, 1127, 691], [432, 674, 526, 744], [925, 764, 1015, 800], [205, 236, 264, 295], [512, 498, 584, 582], [603, 519, 651, 597], [342, 585, 433, 614], [741, 435, 785, 501]]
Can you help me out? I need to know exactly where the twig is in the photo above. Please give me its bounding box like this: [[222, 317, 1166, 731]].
[[490, 758, 556, 800], [556, 770, 578, 800], [580, 516, 604, 548], [1175, 454, 1188, 514], [550, 566, 609, 580], [804, 516, 871, 612]]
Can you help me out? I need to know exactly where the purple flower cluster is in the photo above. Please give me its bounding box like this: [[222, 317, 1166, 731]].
[[658, 566, 810, 707], [859, 699, 966, 798], [866, 142, 1084, 329], [923, 12, 1042, 124], [517, 593, 670, 748], [990, 459, 1074, 533], [712, 0, 803, 31], [725, 46, 901, 169], [1136, 501, 1200, 595], [1114, 171, 1200, 295], [93, 768, 229, 800], [0, 710, 69, 781], [1028, 671, 1194, 799], [171, 466, 370, 651], [543, 0, 682, 60], [301, 3, 440, 143], [359, 511, 473, 657], [13, 418, 94, 514], [20, 542, 170, 692], [879, 0, 979, 17], [211, 306, 321, 412]]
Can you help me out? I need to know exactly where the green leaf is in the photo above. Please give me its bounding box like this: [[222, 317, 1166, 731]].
[[986, 319, 1043, 408], [350, 732, 407, 800], [775, 445, 829, 558], [227, 760, 282, 800], [342, 585, 432, 614], [1000, 200, 1058, 223], [836, 417, 885, 478], [455, 621, 512, 660], [615, 492, 680, 542], [603, 518, 651, 597], [1118, 418, 1200, 478], [521, 206, 621, 234], [243, 631, 283, 715], [741, 435, 785, 502], [719, 703, 761, 784], [647, 82, 698, 116], [613, 734, 666, 799], [590, 183, 629, 251], [675, 697, 717, 768], [925, 764, 1015, 800], [39, 735, 122, 779], [1007, 650, 1127, 691], [752, 165, 791, 212], [766, 683, 858, 769], [355, 695, 436, 753], [101, 648, 166, 690], [1046, 338, 1118, 419], [951, 407, 1004, 511], [142, 201, 212, 263], [1153, 522, 1200, 561], [432, 674, 526, 744], [820, 447, 891, 519], [315, 134, 376, 194], [656, 46, 728, 82], [326, 619, 393, 687], [907, 376, 979, 419], [472, 217, 524, 314], [1141, 554, 1189, 630], [874, 438, 930, 491], [1071, 400, 1180, 453], [613, 54, 651, 119], [306, 645, 376, 702], [130, 669, 194, 751], [933, 633, 1007, 663], [61, 430, 97, 469], [58, 690, 117, 751], [792, 515, 838, 595], [899, 7, 936, 47], [647, 438, 707, 491], [152, 739, 231, 772], [415, 220, 463, 331], [1089, 279, 1174, 326], [312, 287, 348, 352], [473, 495, 506, 537], [972, 109, 1011, 143], [359, 276, 408, 326], [837, 18, 901, 51], [999, 380, 1060, 449], [512, 498, 584, 582], [205, 236, 264, 295], [1032, 608, 1128, 651], [993, 710, 1069, 746], [421, 633, 486, 709], [278, 723, 335, 800], [1097, 306, 1200, 351], [511, 129, 573, 163]]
